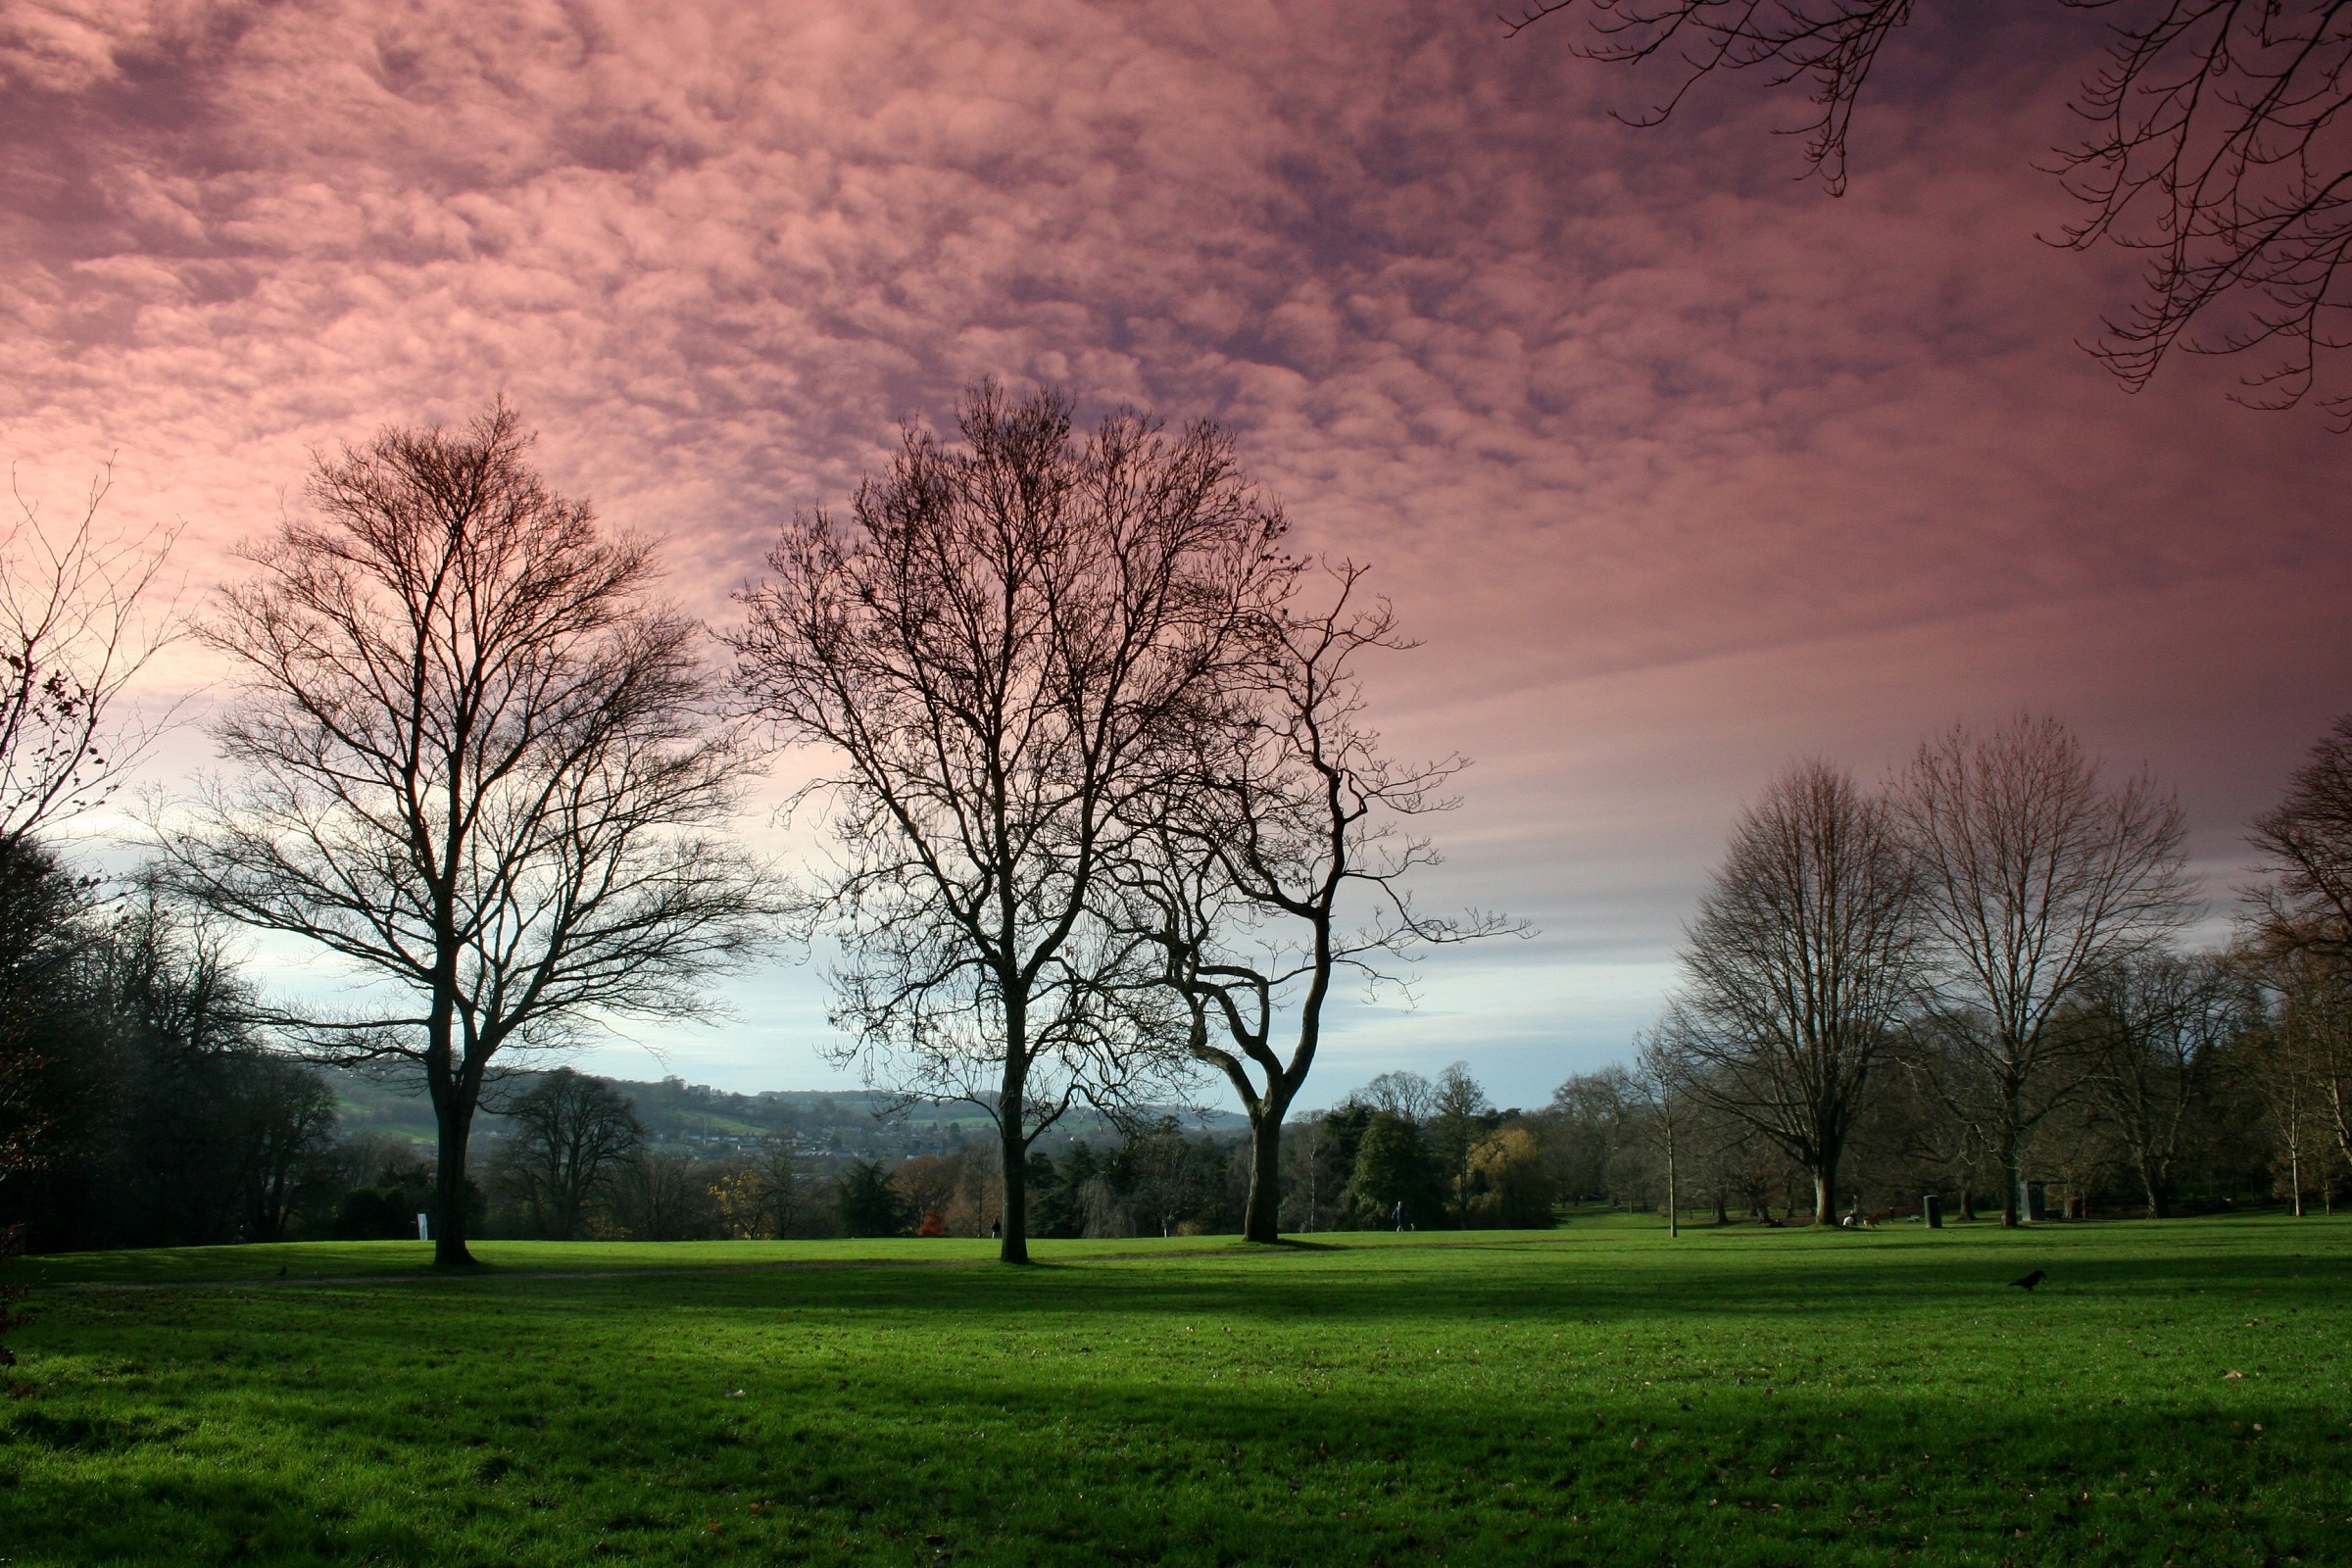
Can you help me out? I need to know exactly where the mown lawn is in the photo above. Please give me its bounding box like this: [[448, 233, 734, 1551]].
[[3, 1215, 2347, 1566]]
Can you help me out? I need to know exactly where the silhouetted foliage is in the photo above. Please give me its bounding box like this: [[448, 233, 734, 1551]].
[[1348, 1111, 1444, 1229], [487, 1069, 646, 1241], [0, 851, 345, 1251], [837, 1158, 912, 1238]]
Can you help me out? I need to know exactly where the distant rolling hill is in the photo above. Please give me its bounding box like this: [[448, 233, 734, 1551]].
[[321, 1065, 1245, 1163]]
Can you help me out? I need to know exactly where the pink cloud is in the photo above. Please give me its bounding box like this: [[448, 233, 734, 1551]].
[[1, 0, 2343, 1101]]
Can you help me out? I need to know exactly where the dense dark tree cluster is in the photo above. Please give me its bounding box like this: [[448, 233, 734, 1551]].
[[0, 845, 344, 1250], [1272, 1064, 1558, 1233], [448, 1058, 1560, 1244]]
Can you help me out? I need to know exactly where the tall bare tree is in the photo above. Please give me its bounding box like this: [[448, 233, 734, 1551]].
[[1113, 567, 1502, 1243], [2078, 951, 2252, 1217], [1510, 1, 2352, 422], [2244, 715, 2352, 1185], [1895, 714, 2193, 1225], [1631, 1025, 1696, 1236], [156, 405, 772, 1265], [0, 470, 174, 1342], [1671, 760, 1917, 1225], [493, 1067, 645, 1240], [2248, 712, 2352, 957], [731, 382, 1290, 1262], [2237, 937, 2352, 1204]]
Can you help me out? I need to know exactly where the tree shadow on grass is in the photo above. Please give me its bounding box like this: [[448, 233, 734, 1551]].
[[6, 1310, 2347, 1568]]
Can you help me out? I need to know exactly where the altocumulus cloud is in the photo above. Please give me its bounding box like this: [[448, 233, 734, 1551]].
[[2, 0, 2345, 1101]]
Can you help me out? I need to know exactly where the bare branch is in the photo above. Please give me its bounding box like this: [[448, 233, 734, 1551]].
[[1502, 0, 1914, 193], [0, 464, 183, 846], [1514, 0, 2352, 416]]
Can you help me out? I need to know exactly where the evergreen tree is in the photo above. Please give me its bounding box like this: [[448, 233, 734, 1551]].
[[1347, 1111, 1442, 1229]]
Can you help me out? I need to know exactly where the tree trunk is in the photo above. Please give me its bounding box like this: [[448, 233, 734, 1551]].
[[1999, 1076, 2026, 1226], [422, 941, 477, 1265], [1242, 1089, 1291, 1244], [998, 998, 1030, 1263], [1665, 1125, 1679, 1239], [1812, 1166, 1836, 1227], [431, 1092, 476, 1267], [997, 1105, 1029, 1263]]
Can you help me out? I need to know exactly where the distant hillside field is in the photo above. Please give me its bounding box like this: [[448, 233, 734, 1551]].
[[322, 1064, 1245, 1158], [6, 1216, 2348, 1566]]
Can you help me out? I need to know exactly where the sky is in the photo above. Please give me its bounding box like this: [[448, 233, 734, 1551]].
[[4, 0, 2346, 1111]]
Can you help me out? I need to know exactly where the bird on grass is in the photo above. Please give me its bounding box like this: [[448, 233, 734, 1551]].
[[2009, 1269, 2046, 1292], [275, 1265, 288, 1279]]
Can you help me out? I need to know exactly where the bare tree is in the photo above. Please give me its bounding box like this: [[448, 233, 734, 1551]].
[[1895, 714, 2194, 1225], [1631, 1025, 1696, 1236], [1359, 1070, 1440, 1122], [1672, 759, 1917, 1225], [729, 1137, 839, 1239], [611, 1149, 717, 1241], [2242, 712, 2352, 1191], [1509, 1, 2352, 421], [2078, 951, 2252, 1217], [2248, 712, 2352, 958], [1113, 567, 1506, 1243], [731, 382, 1290, 1263], [493, 1068, 645, 1240], [1280, 1117, 1334, 1231], [1, 466, 178, 848], [1429, 1061, 1494, 1223], [2238, 938, 2352, 1206], [156, 404, 773, 1266], [1884, 1031, 2003, 1219], [1545, 1064, 1642, 1203]]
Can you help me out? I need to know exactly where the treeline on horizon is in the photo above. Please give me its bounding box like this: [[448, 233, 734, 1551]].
[[0, 1006, 1568, 1247], [4, 1054, 1561, 1251], [0, 384, 2346, 1264], [1617, 715, 2352, 1230]]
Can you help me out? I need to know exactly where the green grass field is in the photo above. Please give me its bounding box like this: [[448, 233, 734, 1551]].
[[4, 1215, 2347, 1566]]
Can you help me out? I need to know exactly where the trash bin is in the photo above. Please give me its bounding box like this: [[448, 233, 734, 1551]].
[[1923, 1194, 1943, 1229]]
